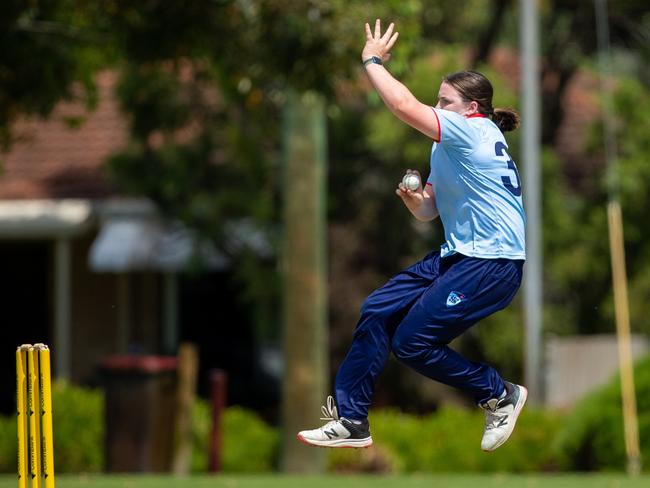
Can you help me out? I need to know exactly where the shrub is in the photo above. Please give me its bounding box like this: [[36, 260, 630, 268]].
[[50, 381, 104, 472], [0, 380, 104, 474], [554, 354, 650, 471], [190, 397, 211, 472], [0, 412, 16, 472], [1, 383, 278, 474], [191, 399, 278, 473], [329, 406, 563, 473], [221, 406, 279, 472]]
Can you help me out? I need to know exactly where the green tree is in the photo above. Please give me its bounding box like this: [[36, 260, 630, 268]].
[[0, 0, 111, 149]]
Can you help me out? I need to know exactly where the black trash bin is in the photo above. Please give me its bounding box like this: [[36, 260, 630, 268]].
[[100, 355, 178, 472]]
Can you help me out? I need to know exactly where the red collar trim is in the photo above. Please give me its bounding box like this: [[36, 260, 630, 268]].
[[466, 113, 487, 118]]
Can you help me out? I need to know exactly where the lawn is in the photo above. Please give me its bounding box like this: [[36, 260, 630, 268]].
[[1, 474, 649, 488]]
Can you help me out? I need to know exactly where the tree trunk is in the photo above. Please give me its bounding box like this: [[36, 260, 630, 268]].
[[280, 90, 328, 473], [471, 0, 510, 67]]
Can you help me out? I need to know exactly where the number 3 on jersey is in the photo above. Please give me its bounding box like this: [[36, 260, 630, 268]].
[[495, 141, 522, 197]]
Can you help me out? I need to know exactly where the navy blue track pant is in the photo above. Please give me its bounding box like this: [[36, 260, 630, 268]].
[[334, 251, 524, 420]]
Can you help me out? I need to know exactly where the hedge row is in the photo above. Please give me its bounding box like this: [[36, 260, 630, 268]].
[[554, 354, 650, 471], [328, 407, 561, 473], [0, 381, 103, 473], [0, 382, 277, 474]]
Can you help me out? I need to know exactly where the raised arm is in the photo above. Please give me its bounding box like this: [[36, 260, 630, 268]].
[[362, 20, 440, 142]]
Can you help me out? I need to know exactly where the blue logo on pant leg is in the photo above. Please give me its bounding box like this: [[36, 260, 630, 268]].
[[446, 291, 466, 307]]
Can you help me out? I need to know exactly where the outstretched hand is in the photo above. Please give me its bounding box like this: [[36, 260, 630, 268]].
[[362, 19, 399, 63]]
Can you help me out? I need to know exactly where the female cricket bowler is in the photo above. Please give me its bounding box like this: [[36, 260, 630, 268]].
[[298, 19, 527, 452]]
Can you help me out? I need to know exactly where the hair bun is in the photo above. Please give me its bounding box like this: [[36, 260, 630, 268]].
[[492, 108, 520, 132]]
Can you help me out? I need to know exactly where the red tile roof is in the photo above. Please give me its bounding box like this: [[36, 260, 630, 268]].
[[0, 71, 126, 199], [555, 71, 603, 188]]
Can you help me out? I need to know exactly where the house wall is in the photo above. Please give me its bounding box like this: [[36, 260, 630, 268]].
[[545, 334, 650, 408], [69, 232, 163, 384], [70, 232, 119, 383]]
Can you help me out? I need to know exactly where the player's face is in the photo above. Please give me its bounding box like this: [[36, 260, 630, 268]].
[[435, 82, 474, 116]]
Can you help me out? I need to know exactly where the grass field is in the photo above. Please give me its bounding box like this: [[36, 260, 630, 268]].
[[1, 474, 649, 488]]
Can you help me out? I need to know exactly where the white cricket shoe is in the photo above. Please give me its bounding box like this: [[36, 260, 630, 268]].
[[480, 382, 528, 451], [296, 396, 373, 448]]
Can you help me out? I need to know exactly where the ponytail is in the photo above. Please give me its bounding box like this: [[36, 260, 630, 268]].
[[492, 108, 520, 132]]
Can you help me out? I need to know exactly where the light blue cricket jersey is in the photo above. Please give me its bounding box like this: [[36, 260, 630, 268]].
[[426, 108, 526, 260]]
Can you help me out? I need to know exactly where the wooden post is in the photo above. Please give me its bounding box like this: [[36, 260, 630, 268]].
[[208, 369, 227, 473], [281, 90, 328, 473], [607, 201, 641, 475], [595, 0, 642, 474], [172, 343, 199, 474]]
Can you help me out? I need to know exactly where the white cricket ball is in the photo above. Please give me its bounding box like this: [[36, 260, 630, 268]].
[[402, 173, 421, 191]]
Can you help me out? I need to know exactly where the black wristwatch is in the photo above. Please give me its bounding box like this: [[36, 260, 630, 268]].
[[363, 56, 383, 67]]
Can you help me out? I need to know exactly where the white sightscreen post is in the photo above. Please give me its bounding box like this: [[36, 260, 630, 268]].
[[520, 0, 543, 405], [54, 238, 72, 379]]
